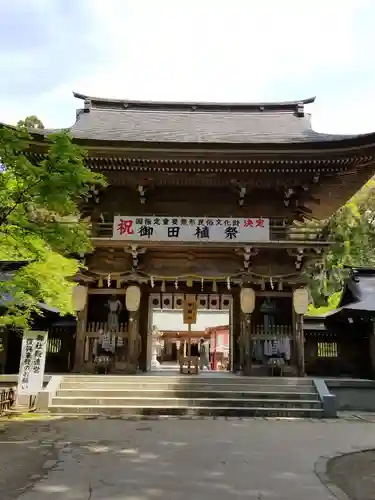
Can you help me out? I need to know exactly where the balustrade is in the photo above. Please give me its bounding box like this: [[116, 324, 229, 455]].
[[251, 324, 293, 339]]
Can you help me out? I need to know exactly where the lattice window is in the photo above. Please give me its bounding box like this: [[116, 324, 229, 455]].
[[47, 338, 61, 354], [317, 342, 338, 358]]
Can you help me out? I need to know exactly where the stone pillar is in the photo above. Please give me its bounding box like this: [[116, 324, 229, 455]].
[[150, 331, 161, 370], [73, 303, 88, 372], [176, 340, 181, 364]]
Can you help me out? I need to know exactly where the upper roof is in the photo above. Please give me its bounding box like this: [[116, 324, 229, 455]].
[[34, 92, 374, 146]]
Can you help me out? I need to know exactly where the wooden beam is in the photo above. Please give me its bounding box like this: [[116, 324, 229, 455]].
[[256, 291, 292, 297], [92, 238, 330, 250], [88, 288, 127, 295]]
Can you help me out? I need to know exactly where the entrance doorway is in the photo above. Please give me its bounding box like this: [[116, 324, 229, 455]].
[[248, 294, 294, 376], [147, 292, 232, 373]]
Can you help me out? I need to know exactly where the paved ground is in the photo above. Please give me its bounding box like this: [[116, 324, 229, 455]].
[[3, 416, 375, 500], [0, 418, 63, 500]]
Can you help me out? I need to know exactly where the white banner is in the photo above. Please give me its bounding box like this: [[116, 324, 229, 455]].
[[113, 216, 270, 242], [17, 331, 48, 396]]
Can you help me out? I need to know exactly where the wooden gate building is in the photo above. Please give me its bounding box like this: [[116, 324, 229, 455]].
[[26, 93, 375, 375]]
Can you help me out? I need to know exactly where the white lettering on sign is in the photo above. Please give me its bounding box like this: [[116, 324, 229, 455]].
[[17, 331, 48, 396], [112, 217, 270, 242]]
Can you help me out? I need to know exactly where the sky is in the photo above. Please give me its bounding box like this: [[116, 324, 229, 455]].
[[0, 0, 375, 133]]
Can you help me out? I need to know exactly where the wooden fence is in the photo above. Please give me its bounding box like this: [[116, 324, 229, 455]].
[[0, 388, 15, 416]]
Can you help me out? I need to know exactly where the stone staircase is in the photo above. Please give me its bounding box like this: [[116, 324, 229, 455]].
[[49, 375, 324, 418]]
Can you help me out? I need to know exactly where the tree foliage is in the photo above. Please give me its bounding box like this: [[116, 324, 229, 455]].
[[307, 178, 375, 311], [0, 118, 106, 327], [17, 115, 45, 130]]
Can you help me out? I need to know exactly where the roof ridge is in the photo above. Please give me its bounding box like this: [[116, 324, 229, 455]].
[[73, 91, 315, 112]]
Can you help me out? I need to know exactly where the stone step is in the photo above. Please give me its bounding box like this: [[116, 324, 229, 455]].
[[51, 396, 321, 409], [59, 383, 316, 394], [55, 389, 319, 400], [48, 404, 324, 418], [64, 376, 313, 386]]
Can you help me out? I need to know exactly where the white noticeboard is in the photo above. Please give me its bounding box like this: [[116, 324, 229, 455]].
[[112, 216, 270, 243], [17, 331, 48, 396]]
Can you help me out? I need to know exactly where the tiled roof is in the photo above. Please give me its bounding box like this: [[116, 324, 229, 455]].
[[339, 268, 375, 307], [35, 93, 367, 145]]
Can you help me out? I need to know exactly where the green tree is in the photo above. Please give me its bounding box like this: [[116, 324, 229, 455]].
[[17, 115, 45, 130], [306, 178, 375, 311], [0, 122, 106, 326]]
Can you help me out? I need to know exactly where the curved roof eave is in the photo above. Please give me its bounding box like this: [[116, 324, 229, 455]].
[[72, 91, 316, 110], [3, 121, 375, 154], [25, 131, 375, 153]]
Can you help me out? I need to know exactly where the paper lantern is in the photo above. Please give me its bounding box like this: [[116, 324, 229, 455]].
[[72, 285, 88, 312], [125, 285, 141, 312], [293, 288, 309, 314], [240, 287, 255, 314]]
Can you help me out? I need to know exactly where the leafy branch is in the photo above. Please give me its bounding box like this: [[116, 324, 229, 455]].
[[0, 118, 107, 327]]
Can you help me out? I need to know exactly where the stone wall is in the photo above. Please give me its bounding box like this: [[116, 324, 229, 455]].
[[326, 379, 375, 412]]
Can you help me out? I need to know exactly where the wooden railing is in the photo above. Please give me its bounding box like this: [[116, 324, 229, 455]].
[[85, 321, 128, 338], [90, 219, 328, 242], [269, 220, 327, 242], [0, 388, 15, 416], [84, 323, 129, 364], [251, 324, 294, 338]]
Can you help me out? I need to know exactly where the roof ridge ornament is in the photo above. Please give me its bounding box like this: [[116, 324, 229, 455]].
[[296, 102, 304, 118], [84, 98, 92, 113]]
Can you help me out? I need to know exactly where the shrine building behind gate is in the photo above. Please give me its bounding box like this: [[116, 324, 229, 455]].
[[26, 93, 375, 376]]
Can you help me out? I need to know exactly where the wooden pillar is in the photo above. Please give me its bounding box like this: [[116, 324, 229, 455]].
[[232, 291, 241, 372], [242, 312, 252, 376], [138, 286, 149, 372], [369, 321, 375, 379], [126, 309, 140, 373], [73, 302, 88, 372], [292, 288, 309, 377], [292, 306, 298, 371], [295, 313, 305, 377], [0, 328, 8, 374]]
